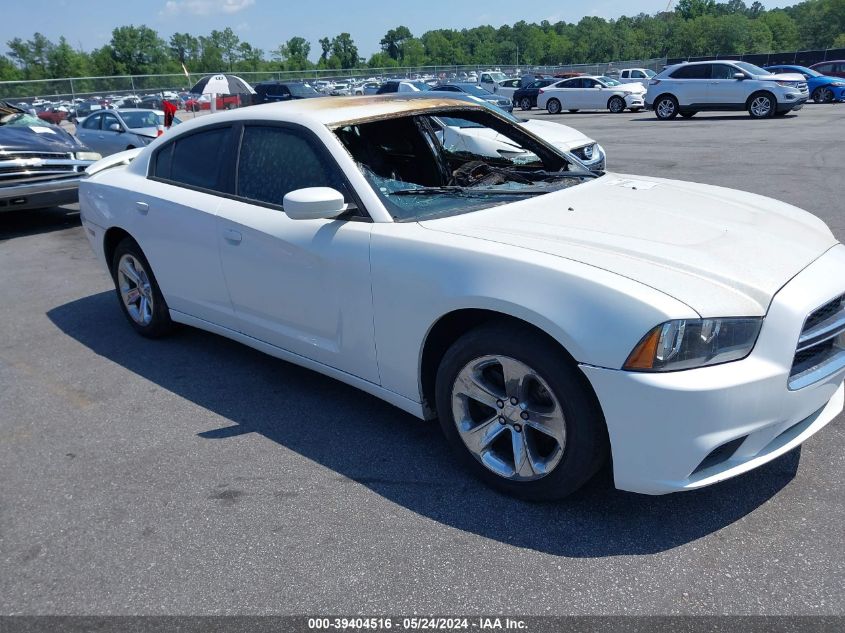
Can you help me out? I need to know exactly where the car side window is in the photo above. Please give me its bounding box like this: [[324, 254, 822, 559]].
[[672, 64, 709, 79], [82, 113, 101, 130], [236, 125, 345, 208], [711, 64, 737, 79], [815, 63, 832, 73], [153, 126, 232, 192], [632, 70, 644, 78], [101, 113, 121, 131]]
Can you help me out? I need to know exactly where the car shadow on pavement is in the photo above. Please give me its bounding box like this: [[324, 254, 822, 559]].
[[48, 291, 801, 558], [0, 205, 80, 240]]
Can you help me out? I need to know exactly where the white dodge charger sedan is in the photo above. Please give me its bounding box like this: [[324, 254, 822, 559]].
[[79, 96, 845, 500]]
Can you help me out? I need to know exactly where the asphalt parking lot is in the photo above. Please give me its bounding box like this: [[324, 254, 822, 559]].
[[1, 104, 843, 616]]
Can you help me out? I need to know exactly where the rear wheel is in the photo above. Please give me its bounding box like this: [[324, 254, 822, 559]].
[[111, 237, 174, 338], [520, 97, 532, 111], [748, 92, 776, 118], [546, 98, 562, 114], [608, 96, 626, 113], [654, 95, 679, 120], [435, 322, 608, 501], [812, 86, 834, 103]]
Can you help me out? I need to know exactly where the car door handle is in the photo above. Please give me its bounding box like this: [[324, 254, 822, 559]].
[[223, 228, 242, 244], [135, 201, 149, 214]]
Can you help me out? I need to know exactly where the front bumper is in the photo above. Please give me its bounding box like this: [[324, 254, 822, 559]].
[[582, 244, 845, 494], [0, 176, 84, 211], [624, 94, 645, 109]]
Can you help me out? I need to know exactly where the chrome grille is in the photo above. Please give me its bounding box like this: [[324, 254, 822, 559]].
[[0, 151, 85, 185], [789, 293, 845, 390]]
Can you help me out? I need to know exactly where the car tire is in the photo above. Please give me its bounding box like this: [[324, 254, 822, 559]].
[[654, 94, 679, 119], [435, 321, 608, 501], [608, 96, 626, 113], [520, 97, 532, 111], [748, 92, 776, 118], [111, 237, 174, 338], [546, 98, 562, 115], [812, 86, 834, 103], [680, 111, 697, 118]]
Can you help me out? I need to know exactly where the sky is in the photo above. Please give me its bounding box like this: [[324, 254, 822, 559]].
[[2, 0, 801, 60]]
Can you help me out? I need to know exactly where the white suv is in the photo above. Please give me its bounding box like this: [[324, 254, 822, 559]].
[[646, 60, 809, 119]]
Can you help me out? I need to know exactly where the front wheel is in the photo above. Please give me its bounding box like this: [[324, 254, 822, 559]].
[[813, 86, 834, 103], [546, 98, 562, 115], [608, 96, 626, 113], [520, 97, 532, 111], [748, 93, 775, 118], [111, 237, 174, 338], [654, 95, 679, 119], [435, 322, 608, 500]]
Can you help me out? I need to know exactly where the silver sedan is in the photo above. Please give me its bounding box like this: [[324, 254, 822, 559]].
[[75, 109, 180, 156]]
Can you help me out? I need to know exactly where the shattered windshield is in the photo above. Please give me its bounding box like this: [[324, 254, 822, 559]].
[[335, 109, 596, 222]]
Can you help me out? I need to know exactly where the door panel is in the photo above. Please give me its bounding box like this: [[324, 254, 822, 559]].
[[214, 123, 379, 382], [216, 200, 378, 381], [126, 179, 237, 329], [707, 64, 748, 106]]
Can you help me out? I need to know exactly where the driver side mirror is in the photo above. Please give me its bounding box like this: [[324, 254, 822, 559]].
[[283, 187, 349, 220], [108, 123, 123, 132], [733, 73, 746, 80]]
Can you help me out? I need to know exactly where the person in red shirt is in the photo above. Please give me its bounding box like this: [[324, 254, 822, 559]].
[[162, 99, 177, 129]]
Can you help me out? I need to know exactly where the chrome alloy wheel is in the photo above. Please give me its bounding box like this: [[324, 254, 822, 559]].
[[814, 87, 833, 103], [656, 98, 676, 118], [450, 355, 566, 481], [117, 254, 154, 326], [750, 95, 773, 117]]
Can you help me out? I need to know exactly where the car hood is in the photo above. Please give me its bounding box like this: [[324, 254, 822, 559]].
[[520, 119, 594, 150], [759, 72, 806, 82], [0, 122, 85, 152], [419, 174, 838, 317], [129, 126, 160, 139]]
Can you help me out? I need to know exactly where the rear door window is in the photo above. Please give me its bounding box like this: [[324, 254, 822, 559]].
[[671, 64, 710, 79], [152, 126, 233, 192]]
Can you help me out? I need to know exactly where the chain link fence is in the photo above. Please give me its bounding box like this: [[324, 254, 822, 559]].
[[0, 59, 668, 103]]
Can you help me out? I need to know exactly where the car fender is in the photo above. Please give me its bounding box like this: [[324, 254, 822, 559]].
[[368, 222, 697, 405]]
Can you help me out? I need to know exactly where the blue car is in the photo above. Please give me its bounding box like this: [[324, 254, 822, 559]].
[[764, 65, 845, 103]]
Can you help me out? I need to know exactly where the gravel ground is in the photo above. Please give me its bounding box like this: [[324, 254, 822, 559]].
[[1, 103, 843, 616]]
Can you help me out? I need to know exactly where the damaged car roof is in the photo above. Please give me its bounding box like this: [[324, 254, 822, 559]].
[[215, 95, 485, 126]]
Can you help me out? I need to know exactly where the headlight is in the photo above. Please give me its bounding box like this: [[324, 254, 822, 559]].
[[623, 318, 762, 372], [75, 151, 102, 161], [775, 81, 798, 88], [138, 135, 154, 145], [831, 82, 845, 87]]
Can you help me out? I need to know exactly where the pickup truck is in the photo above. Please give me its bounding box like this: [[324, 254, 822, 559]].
[[184, 93, 241, 112], [0, 102, 101, 212], [617, 68, 657, 87]]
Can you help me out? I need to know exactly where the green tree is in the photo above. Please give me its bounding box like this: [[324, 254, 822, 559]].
[[274, 36, 311, 70], [110, 25, 167, 75], [380, 26, 413, 61], [759, 10, 800, 50], [330, 33, 358, 68], [170, 33, 200, 66]]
